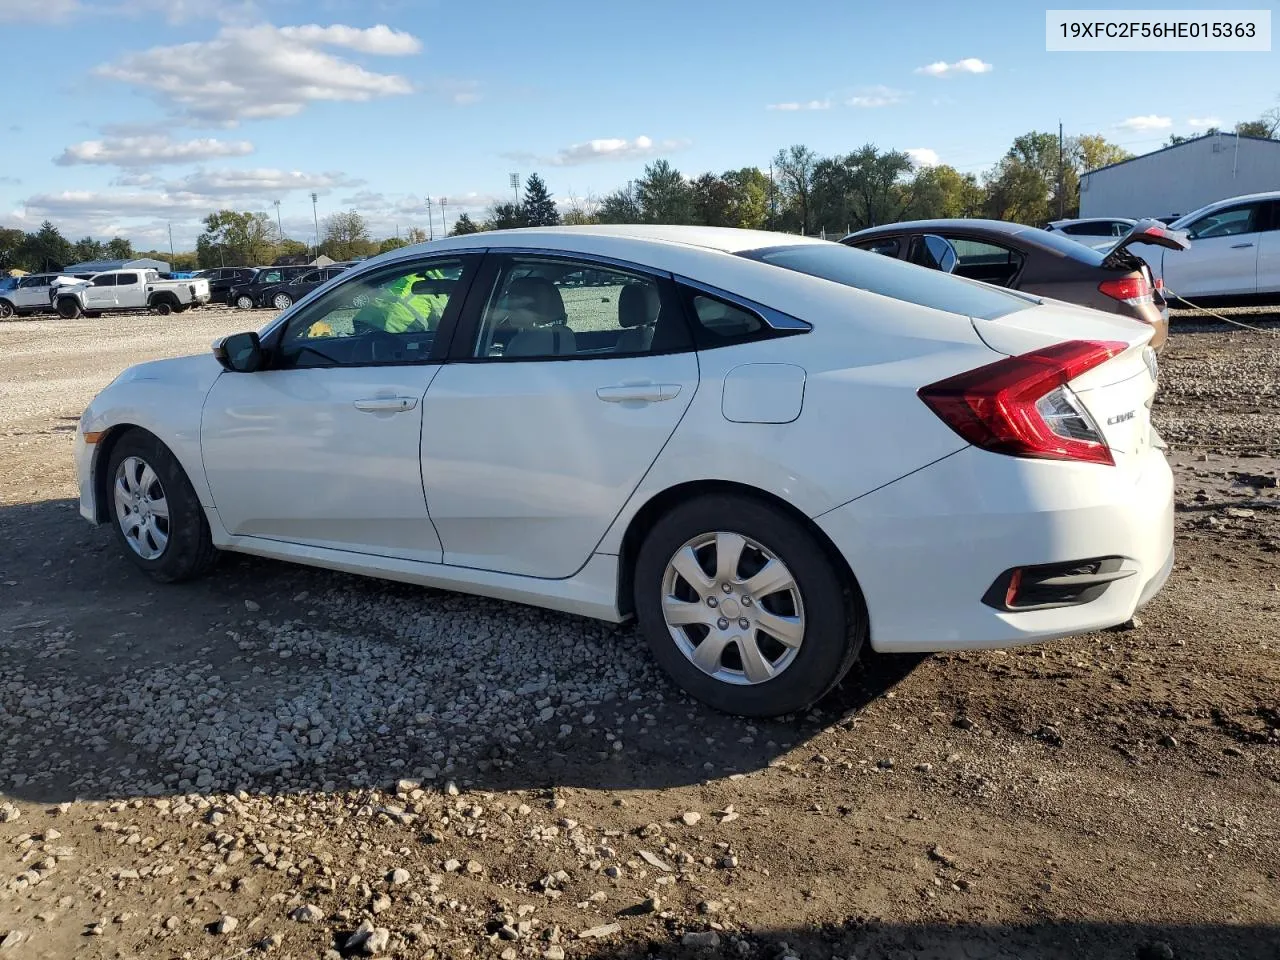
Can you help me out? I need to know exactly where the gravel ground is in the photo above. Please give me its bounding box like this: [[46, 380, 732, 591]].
[[0, 309, 1277, 960]]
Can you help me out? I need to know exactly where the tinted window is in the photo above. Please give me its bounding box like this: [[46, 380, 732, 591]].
[[278, 259, 468, 368], [1062, 222, 1111, 236], [20, 276, 49, 288], [472, 258, 687, 359], [116, 273, 139, 284], [689, 293, 764, 339], [851, 236, 902, 257], [1185, 204, 1260, 239], [90, 274, 116, 287], [298, 271, 322, 284], [258, 270, 283, 284], [740, 243, 1034, 321]]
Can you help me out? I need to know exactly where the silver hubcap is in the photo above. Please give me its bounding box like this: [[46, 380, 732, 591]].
[[236, 296, 253, 309], [661, 532, 805, 686], [274, 294, 291, 310], [113, 456, 170, 560]]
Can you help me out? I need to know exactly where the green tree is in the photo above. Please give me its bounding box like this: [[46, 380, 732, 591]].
[[106, 237, 133, 260], [197, 210, 277, 267], [597, 183, 642, 224], [378, 236, 408, 254], [0, 227, 24, 272], [561, 193, 600, 226], [449, 213, 482, 235], [721, 167, 770, 229], [1236, 114, 1279, 138], [772, 144, 819, 233], [901, 164, 984, 220], [689, 173, 734, 226], [635, 160, 693, 223], [321, 210, 373, 260], [982, 131, 1074, 224], [405, 226, 429, 244], [521, 173, 560, 226], [17, 221, 73, 271], [72, 237, 106, 263], [277, 238, 310, 258], [1071, 134, 1133, 172], [485, 202, 526, 230]]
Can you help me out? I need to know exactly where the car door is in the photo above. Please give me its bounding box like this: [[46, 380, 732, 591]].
[[420, 252, 700, 578], [14, 275, 51, 310], [113, 272, 144, 308], [1252, 200, 1280, 296], [83, 274, 117, 310], [1165, 201, 1264, 297], [200, 253, 480, 561]]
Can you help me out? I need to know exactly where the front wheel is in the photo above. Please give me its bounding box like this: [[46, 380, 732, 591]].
[[634, 494, 865, 717], [56, 298, 82, 319], [0, 300, 13, 319], [106, 431, 218, 583]]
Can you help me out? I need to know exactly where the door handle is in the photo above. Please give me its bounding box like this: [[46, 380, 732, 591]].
[[1230, 242, 1254, 249], [353, 396, 418, 413], [596, 383, 681, 403]]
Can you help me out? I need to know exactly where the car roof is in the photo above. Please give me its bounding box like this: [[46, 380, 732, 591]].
[[1171, 191, 1280, 226], [408, 224, 835, 257], [846, 219, 1040, 239], [1047, 217, 1136, 227]]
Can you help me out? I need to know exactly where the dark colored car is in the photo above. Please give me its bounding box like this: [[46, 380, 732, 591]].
[[227, 265, 314, 310], [250, 265, 351, 311], [194, 267, 259, 304], [841, 218, 1188, 351]]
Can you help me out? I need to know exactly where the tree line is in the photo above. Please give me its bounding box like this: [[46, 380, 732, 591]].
[[4, 112, 1275, 272]]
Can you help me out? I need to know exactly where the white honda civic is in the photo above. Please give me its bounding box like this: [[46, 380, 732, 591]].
[[76, 226, 1174, 717]]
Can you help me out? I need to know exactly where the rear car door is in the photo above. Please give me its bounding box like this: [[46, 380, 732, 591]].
[[420, 252, 699, 577], [200, 254, 480, 561], [1165, 201, 1264, 297], [113, 272, 144, 308], [1253, 200, 1280, 296]]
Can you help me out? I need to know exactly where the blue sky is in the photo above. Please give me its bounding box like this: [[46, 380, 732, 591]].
[[1, 0, 1274, 250]]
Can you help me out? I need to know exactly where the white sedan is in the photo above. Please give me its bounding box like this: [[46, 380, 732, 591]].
[[76, 226, 1174, 718]]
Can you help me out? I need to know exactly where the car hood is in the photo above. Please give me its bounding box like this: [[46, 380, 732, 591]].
[[110, 352, 225, 389]]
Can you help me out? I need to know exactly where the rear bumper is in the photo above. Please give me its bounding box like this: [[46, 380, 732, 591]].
[[816, 445, 1174, 653]]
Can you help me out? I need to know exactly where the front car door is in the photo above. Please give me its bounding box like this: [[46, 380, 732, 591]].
[[14, 275, 53, 311], [1251, 200, 1280, 296], [83, 274, 117, 310], [200, 254, 479, 561], [1165, 201, 1265, 297], [421, 252, 700, 578]]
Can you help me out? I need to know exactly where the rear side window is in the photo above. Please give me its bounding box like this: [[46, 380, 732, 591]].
[[689, 293, 764, 340], [91, 274, 116, 287], [740, 243, 1034, 321], [117, 273, 139, 284], [850, 236, 901, 257]]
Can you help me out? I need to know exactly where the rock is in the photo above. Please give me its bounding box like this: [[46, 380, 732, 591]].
[[953, 716, 975, 731], [164, 917, 180, 931], [914, 763, 934, 773], [444, 781, 460, 796], [244, 600, 260, 612], [719, 855, 739, 868], [1159, 735, 1178, 748], [345, 921, 390, 955], [43, 829, 61, 841], [465, 859, 483, 874], [290, 904, 324, 923], [877, 758, 895, 770], [683, 931, 721, 948], [638, 850, 673, 872], [1137, 942, 1176, 960], [370, 894, 392, 914], [0, 931, 25, 952], [681, 811, 702, 826], [928, 845, 957, 868], [0, 804, 20, 823], [498, 925, 519, 941], [213, 915, 239, 935], [578, 923, 621, 940], [388, 867, 410, 885], [1224, 746, 1246, 758], [258, 932, 284, 951], [443, 859, 462, 872], [1034, 725, 1064, 747], [545, 947, 566, 960], [698, 900, 724, 914]]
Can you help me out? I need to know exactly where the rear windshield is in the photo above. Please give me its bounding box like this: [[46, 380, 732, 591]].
[[1018, 227, 1107, 264], [739, 243, 1035, 321]]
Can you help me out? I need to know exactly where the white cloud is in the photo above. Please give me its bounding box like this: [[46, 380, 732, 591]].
[[56, 135, 255, 167], [915, 58, 993, 77], [905, 148, 941, 168], [506, 136, 691, 167], [170, 167, 359, 196], [846, 85, 905, 108], [0, 0, 80, 21], [95, 23, 420, 124], [1186, 116, 1222, 129], [766, 100, 831, 111], [1116, 114, 1173, 132]]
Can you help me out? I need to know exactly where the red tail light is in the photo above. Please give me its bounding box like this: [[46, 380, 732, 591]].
[[918, 340, 1128, 466], [1098, 275, 1152, 304]]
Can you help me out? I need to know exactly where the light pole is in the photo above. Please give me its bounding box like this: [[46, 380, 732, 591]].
[[509, 172, 520, 208], [273, 199, 283, 243], [426, 194, 434, 240], [440, 197, 448, 237], [310, 192, 320, 258]]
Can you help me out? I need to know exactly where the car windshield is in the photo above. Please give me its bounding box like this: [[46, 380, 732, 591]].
[[738, 243, 1036, 321]]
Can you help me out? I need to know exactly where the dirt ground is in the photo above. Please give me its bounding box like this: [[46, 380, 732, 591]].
[[0, 308, 1277, 960]]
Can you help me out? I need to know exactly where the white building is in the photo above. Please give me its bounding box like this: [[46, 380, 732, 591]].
[[1080, 133, 1280, 220]]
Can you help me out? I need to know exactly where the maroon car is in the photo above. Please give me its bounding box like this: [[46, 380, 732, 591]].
[[841, 218, 1187, 351]]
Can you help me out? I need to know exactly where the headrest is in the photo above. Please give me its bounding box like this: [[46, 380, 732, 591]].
[[618, 283, 659, 328], [505, 275, 566, 324]]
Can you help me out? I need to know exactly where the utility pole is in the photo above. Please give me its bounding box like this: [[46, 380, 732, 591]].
[[1057, 121, 1065, 220], [168, 222, 174, 265], [311, 192, 320, 258], [426, 194, 434, 240], [273, 199, 283, 242], [440, 197, 448, 237]]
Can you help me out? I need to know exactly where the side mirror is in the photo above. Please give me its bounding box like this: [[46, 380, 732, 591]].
[[213, 331, 264, 372], [920, 234, 959, 274]]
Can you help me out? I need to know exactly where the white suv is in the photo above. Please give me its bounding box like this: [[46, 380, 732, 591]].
[[0, 273, 91, 318]]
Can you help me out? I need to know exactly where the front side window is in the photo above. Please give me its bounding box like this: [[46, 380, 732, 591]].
[[1186, 204, 1260, 239], [933, 236, 1025, 287], [21, 276, 50, 288], [275, 258, 468, 369], [470, 257, 688, 359]]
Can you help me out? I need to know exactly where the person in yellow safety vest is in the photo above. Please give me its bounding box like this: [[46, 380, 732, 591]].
[[353, 267, 450, 334]]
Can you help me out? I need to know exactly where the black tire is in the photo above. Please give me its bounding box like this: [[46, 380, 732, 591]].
[[56, 297, 82, 319], [0, 300, 13, 320], [105, 430, 218, 584], [152, 299, 174, 316], [633, 493, 865, 718]]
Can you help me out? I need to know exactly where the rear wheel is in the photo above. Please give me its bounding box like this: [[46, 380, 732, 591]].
[[272, 293, 293, 311], [106, 431, 218, 583], [634, 493, 864, 717], [235, 295, 254, 310], [152, 300, 173, 316]]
